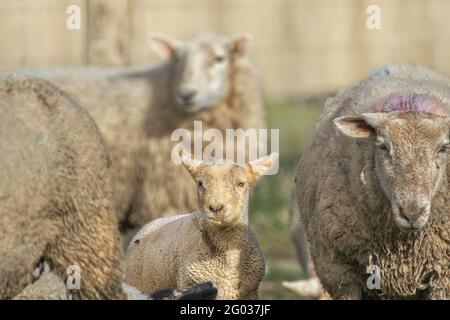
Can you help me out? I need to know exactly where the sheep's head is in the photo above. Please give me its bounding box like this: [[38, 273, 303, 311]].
[[335, 105, 450, 231], [181, 152, 278, 227], [150, 32, 252, 113]]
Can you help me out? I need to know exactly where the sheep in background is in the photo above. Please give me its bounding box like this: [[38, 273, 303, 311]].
[[32, 32, 266, 244], [0, 74, 125, 300], [295, 64, 450, 299], [124, 152, 278, 300]]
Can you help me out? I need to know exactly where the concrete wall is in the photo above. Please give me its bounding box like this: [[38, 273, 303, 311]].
[[1, 0, 449, 97]]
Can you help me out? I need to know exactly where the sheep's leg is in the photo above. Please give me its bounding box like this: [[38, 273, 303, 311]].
[[290, 220, 314, 278]]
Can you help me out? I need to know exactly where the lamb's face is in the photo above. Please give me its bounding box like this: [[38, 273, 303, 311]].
[[150, 33, 251, 113], [193, 164, 251, 226], [335, 111, 450, 231], [181, 152, 278, 227]]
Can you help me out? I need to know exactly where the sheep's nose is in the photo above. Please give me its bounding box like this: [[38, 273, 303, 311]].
[[208, 204, 225, 214], [398, 207, 413, 224], [398, 205, 427, 225], [179, 89, 197, 104]]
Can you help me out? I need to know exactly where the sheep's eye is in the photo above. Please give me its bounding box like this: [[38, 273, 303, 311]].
[[237, 182, 245, 188], [213, 55, 225, 64], [376, 140, 389, 152], [438, 143, 449, 154], [197, 181, 204, 188]]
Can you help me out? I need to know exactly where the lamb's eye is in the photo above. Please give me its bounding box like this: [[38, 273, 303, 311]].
[[237, 182, 245, 188], [197, 181, 204, 189]]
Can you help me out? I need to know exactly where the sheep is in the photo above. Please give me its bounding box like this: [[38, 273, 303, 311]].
[[295, 64, 450, 300], [124, 152, 278, 300], [0, 73, 125, 300], [30, 32, 266, 244]]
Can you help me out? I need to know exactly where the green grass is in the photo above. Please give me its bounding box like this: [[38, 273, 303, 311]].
[[250, 99, 323, 299]]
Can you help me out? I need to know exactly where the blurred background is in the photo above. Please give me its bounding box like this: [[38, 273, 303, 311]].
[[1, 0, 449, 299]]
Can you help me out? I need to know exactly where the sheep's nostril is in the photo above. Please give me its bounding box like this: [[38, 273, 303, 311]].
[[399, 208, 411, 223], [180, 90, 197, 104]]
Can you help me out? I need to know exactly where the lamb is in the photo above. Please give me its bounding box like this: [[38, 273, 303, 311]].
[[31, 32, 266, 243], [124, 152, 278, 300], [0, 73, 125, 300], [295, 64, 450, 300]]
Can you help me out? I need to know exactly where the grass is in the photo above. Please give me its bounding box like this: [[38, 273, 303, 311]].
[[249, 99, 323, 299]]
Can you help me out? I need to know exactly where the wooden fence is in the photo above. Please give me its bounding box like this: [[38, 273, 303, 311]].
[[1, 0, 449, 97]]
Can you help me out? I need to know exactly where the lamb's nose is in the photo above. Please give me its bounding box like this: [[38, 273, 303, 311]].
[[208, 204, 224, 214]]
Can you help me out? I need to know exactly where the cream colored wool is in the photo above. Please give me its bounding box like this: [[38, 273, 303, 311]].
[[32, 33, 266, 243], [0, 74, 125, 300]]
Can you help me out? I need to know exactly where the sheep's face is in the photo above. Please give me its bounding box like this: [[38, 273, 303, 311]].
[[181, 152, 278, 227], [335, 111, 450, 231], [150, 33, 252, 113]]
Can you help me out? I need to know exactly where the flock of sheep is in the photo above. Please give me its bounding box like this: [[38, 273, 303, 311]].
[[0, 32, 448, 300]]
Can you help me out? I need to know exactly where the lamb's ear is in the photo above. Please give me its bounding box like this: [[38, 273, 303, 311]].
[[246, 152, 279, 183], [230, 33, 253, 56], [180, 150, 203, 177], [149, 33, 180, 60], [334, 113, 385, 138]]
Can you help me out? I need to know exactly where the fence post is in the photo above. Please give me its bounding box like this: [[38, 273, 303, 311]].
[[87, 0, 130, 66]]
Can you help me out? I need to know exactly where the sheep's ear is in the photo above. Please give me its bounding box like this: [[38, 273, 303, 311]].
[[246, 152, 279, 183], [230, 33, 253, 56], [334, 113, 385, 138], [149, 33, 180, 60], [180, 150, 203, 177]]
